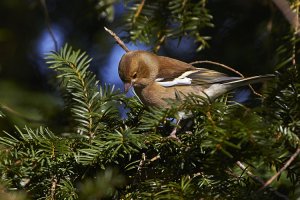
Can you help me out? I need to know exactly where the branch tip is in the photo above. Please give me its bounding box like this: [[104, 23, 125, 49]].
[[104, 27, 130, 53]]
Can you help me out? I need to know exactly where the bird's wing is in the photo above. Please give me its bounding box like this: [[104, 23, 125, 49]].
[[156, 68, 241, 87]]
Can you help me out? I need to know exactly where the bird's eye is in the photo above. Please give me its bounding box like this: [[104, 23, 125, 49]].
[[132, 72, 137, 79]]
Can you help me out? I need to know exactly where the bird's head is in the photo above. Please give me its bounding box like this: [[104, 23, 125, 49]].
[[118, 51, 159, 93]]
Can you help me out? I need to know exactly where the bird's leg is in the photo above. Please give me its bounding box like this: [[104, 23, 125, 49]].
[[167, 91, 184, 141], [168, 117, 181, 141]]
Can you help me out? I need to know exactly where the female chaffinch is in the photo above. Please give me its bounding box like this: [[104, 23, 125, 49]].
[[118, 50, 274, 108]]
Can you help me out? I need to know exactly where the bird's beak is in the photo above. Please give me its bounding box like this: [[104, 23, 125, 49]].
[[124, 82, 133, 93]]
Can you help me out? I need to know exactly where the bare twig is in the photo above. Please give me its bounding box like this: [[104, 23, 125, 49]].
[[190, 60, 243, 77], [133, 153, 160, 184], [259, 148, 300, 191], [50, 176, 58, 200], [133, 0, 146, 23], [137, 153, 146, 173], [133, 153, 146, 184], [153, 34, 166, 53], [272, 0, 300, 36], [40, 0, 58, 51], [104, 27, 130, 52], [190, 60, 263, 97], [149, 154, 160, 162], [236, 161, 265, 185], [236, 161, 289, 200]]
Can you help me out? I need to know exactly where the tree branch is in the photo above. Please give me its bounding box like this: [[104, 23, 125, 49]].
[[133, 0, 146, 23], [259, 148, 300, 191], [50, 176, 58, 200], [236, 161, 289, 200], [104, 27, 130, 52]]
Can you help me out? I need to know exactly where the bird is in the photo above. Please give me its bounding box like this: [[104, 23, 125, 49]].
[[118, 50, 274, 108], [118, 50, 274, 139]]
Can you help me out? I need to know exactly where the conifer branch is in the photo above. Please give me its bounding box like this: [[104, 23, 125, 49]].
[[46, 45, 121, 140], [259, 148, 300, 191], [236, 161, 289, 200], [236, 161, 265, 185]]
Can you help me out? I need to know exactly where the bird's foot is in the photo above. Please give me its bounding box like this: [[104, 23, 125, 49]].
[[168, 128, 181, 142]]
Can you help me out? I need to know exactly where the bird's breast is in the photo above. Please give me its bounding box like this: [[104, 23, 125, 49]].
[[133, 83, 206, 108]]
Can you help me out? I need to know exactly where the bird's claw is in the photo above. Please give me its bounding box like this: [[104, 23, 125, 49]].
[[168, 128, 181, 142]]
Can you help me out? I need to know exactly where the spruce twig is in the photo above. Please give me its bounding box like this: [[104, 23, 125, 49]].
[[259, 148, 300, 191], [236, 161, 289, 200]]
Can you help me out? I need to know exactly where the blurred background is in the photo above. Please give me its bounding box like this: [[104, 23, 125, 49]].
[[0, 0, 286, 132]]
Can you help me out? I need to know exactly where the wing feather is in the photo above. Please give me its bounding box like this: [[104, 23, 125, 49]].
[[156, 68, 241, 87]]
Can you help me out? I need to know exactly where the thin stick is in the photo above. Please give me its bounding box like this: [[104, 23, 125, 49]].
[[236, 161, 289, 200], [149, 154, 160, 162], [190, 60, 263, 97], [104, 27, 130, 52], [40, 0, 58, 51], [133, 0, 146, 23], [137, 153, 146, 173], [50, 176, 58, 200], [190, 60, 244, 77], [259, 148, 300, 191], [133, 153, 146, 184], [154, 34, 166, 53], [236, 161, 266, 185]]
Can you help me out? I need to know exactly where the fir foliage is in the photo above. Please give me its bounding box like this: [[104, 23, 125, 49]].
[[1, 1, 300, 199], [46, 45, 123, 139], [123, 0, 213, 51], [0, 42, 299, 200]]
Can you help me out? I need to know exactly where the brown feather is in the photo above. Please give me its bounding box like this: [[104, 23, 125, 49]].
[[157, 56, 195, 79], [118, 50, 274, 108]]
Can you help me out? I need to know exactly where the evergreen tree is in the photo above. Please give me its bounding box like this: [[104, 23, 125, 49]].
[[0, 0, 299, 199]]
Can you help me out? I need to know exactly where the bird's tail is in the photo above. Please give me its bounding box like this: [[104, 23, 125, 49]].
[[223, 74, 275, 89], [203, 74, 275, 100]]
